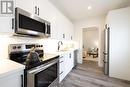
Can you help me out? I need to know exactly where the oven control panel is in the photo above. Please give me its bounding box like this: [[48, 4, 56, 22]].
[[9, 44, 43, 53]]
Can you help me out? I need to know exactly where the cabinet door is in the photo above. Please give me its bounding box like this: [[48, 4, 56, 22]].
[[33, 0, 39, 16], [59, 54, 70, 82], [0, 71, 24, 87], [59, 55, 66, 82], [0, 17, 14, 34], [59, 52, 74, 82], [63, 53, 70, 76], [66, 53, 73, 73], [37, 0, 48, 19], [15, 0, 34, 14], [64, 52, 74, 75], [59, 55, 65, 74]]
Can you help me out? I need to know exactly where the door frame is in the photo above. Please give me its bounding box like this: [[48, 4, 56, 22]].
[[81, 26, 102, 67]]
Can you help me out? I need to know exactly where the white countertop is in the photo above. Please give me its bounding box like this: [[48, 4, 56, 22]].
[[46, 48, 78, 55], [42, 53, 59, 61], [0, 59, 25, 78]]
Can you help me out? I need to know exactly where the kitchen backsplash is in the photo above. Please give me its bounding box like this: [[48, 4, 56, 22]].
[[0, 34, 77, 59]]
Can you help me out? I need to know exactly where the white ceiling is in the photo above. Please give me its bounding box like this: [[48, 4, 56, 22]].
[[49, 0, 130, 21]]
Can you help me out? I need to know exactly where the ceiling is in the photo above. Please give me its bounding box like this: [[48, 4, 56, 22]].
[[49, 0, 130, 21]]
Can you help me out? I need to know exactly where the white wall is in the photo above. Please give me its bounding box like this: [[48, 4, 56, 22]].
[[0, 0, 74, 59], [106, 6, 130, 81], [83, 29, 99, 51], [74, 16, 105, 67]]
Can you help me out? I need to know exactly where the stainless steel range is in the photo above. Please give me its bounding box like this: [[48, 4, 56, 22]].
[[8, 44, 59, 87]]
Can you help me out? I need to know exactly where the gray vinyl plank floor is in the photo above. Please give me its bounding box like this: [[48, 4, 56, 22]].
[[60, 60, 130, 87]]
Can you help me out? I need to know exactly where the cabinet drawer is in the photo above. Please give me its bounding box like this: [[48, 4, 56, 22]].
[[59, 62, 64, 73], [59, 58, 64, 63], [59, 71, 65, 82], [59, 55, 64, 60]]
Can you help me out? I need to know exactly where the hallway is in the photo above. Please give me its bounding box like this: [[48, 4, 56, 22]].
[[60, 61, 130, 87]]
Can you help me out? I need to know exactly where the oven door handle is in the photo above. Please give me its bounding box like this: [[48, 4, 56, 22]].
[[28, 59, 58, 74]]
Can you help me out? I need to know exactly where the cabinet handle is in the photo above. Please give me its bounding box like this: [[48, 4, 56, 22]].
[[59, 71, 63, 75], [59, 61, 63, 63], [35, 6, 37, 14], [63, 34, 65, 38], [12, 18, 14, 29], [21, 75, 23, 87], [69, 54, 71, 58], [71, 36, 73, 40], [38, 7, 39, 15], [60, 56, 63, 58]]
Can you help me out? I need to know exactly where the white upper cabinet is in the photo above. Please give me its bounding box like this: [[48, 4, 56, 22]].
[[15, 0, 41, 16], [0, 16, 14, 34], [15, 0, 34, 14], [33, 0, 40, 16], [37, 0, 74, 40]]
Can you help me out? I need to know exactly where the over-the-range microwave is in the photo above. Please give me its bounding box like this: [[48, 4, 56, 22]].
[[14, 7, 51, 37]]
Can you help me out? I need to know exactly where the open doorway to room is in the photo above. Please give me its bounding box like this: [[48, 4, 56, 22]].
[[82, 27, 99, 65]]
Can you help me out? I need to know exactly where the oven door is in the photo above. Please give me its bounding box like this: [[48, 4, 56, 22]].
[[27, 59, 59, 87]]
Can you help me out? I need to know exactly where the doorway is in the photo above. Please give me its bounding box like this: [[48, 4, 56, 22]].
[[82, 27, 99, 65]]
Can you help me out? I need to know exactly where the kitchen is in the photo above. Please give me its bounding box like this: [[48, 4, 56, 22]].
[[0, 0, 130, 87], [0, 0, 77, 87]]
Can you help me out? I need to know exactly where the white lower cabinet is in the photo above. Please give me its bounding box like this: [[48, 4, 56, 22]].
[[0, 70, 24, 87], [59, 51, 74, 82], [59, 54, 67, 82], [67, 52, 74, 73]]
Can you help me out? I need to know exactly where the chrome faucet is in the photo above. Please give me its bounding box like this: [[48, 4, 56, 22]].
[[58, 41, 63, 51]]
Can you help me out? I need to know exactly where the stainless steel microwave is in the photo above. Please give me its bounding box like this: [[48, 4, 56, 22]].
[[15, 7, 51, 37]]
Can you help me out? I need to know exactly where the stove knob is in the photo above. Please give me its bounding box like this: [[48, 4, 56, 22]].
[[13, 46, 16, 49], [41, 45, 43, 47], [18, 46, 21, 49]]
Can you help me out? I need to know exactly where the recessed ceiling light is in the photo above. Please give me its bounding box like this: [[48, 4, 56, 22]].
[[88, 5, 92, 10]]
